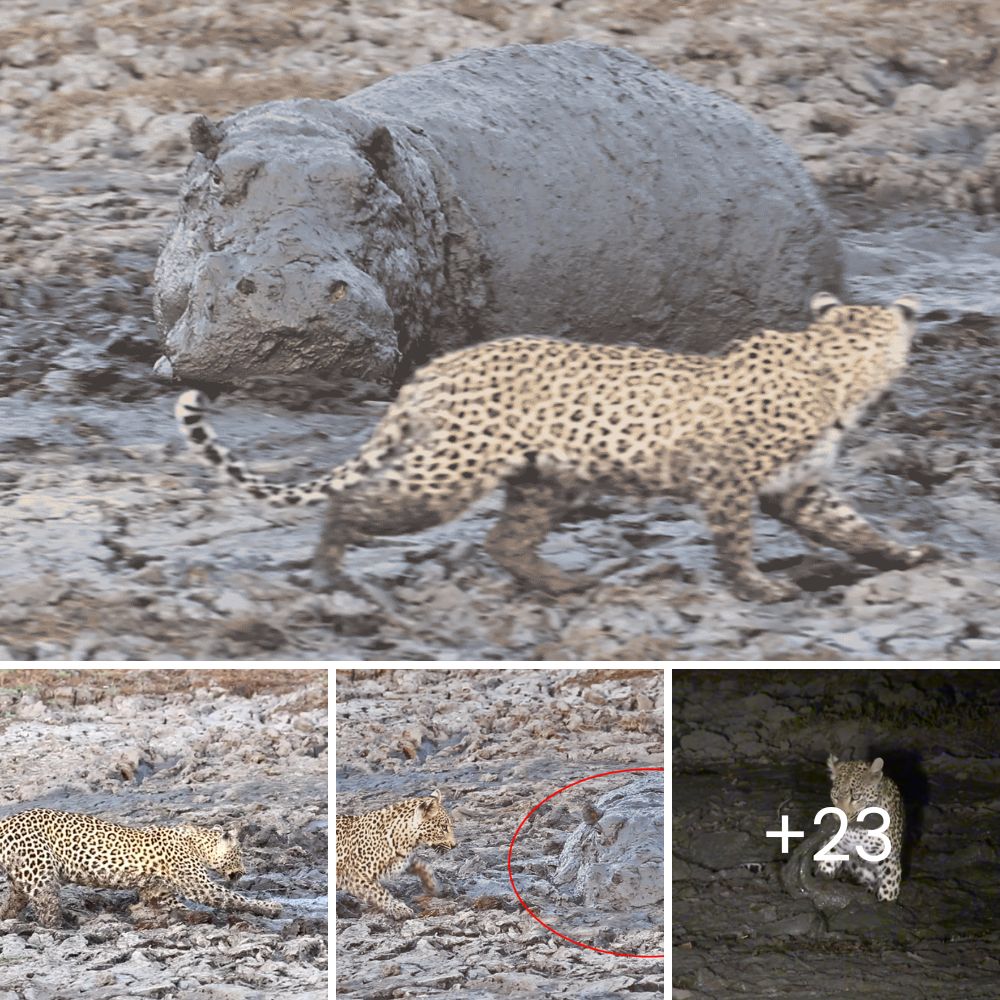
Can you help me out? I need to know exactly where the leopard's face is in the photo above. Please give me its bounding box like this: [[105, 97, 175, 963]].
[[413, 797, 457, 855], [831, 767, 878, 820], [209, 830, 246, 882], [827, 755, 899, 824], [178, 824, 246, 881]]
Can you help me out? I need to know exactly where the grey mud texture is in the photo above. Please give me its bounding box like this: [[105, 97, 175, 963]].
[[154, 40, 843, 386]]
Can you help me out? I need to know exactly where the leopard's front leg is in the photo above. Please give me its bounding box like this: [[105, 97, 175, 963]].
[[696, 485, 798, 602], [814, 854, 846, 879], [138, 882, 181, 907], [0, 879, 28, 921], [407, 858, 438, 895], [2, 852, 63, 927], [173, 863, 280, 917], [339, 871, 414, 919], [765, 482, 940, 568]]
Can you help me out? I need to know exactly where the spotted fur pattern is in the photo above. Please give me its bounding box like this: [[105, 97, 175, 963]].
[[175, 293, 938, 602], [816, 755, 904, 902], [0, 808, 280, 926], [336, 789, 456, 919]]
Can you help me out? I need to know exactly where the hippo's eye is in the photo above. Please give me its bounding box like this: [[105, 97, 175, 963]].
[[330, 281, 348, 303], [236, 278, 256, 295]]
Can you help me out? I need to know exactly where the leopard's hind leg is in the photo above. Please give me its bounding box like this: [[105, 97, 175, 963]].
[[312, 472, 498, 591]]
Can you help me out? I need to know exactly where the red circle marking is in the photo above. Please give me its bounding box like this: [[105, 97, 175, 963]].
[[507, 766, 665, 959]]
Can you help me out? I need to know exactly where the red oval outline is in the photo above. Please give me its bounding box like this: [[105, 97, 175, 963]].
[[507, 766, 665, 959]]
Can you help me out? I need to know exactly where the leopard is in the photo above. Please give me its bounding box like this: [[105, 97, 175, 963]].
[[0, 808, 281, 927], [174, 292, 939, 603], [815, 755, 904, 902], [336, 789, 456, 919]]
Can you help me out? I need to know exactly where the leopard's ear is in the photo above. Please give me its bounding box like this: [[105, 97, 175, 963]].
[[430, 789, 442, 805], [826, 754, 839, 777], [870, 757, 885, 776], [810, 292, 840, 318], [892, 295, 919, 322]]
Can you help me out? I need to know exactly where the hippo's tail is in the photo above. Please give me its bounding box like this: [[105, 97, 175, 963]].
[[174, 390, 358, 506]]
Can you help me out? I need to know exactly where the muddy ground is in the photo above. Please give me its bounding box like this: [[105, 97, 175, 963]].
[[1, 1, 999, 660], [0, 669, 328, 999], [335, 667, 664, 998], [672, 668, 1000, 1000]]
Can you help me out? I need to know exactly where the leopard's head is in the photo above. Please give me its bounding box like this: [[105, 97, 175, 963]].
[[415, 789, 457, 854], [179, 824, 246, 881], [827, 754, 886, 821]]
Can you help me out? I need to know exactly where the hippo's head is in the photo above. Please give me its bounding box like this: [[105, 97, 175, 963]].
[[154, 101, 414, 385]]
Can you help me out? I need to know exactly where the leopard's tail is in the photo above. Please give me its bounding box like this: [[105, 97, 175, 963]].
[[174, 390, 368, 507]]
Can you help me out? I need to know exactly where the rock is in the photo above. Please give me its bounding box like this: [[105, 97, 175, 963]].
[[679, 729, 732, 757], [213, 590, 257, 616], [154, 40, 842, 386]]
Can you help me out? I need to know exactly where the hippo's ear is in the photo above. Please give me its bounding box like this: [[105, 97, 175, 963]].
[[359, 124, 396, 176], [190, 115, 225, 160]]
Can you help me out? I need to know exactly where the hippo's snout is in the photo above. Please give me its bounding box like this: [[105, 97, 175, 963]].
[[161, 250, 397, 381]]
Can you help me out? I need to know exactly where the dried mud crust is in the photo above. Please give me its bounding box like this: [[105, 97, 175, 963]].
[[0, 669, 327, 997], [336, 669, 664, 998], [1, 2, 1000, 659], [2, 0, 998, 213]]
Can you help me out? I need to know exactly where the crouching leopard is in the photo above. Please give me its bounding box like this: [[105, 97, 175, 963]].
[[816, 755, 904, 902], [174, 293, 938, 603], [336, 789, 456, 918], [0, 808, 281, 927]]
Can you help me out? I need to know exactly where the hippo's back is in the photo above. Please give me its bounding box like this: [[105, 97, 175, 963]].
[[344, 41, 842, 351]]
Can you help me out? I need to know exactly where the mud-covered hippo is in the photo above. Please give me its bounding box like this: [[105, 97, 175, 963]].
[[154, 40, 842, 386]]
